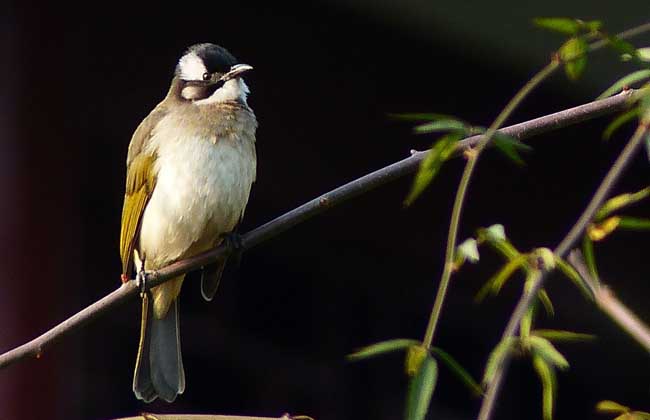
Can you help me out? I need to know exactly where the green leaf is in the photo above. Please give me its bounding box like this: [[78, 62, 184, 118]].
[[529, 336, 570, 370], [483, 338, 517, 385], [430, 347, 483, 396], [475, 254, 528, 302], [603, 108, 641, 140], [492, 132, 532, 166], [617, 216, 650, 231], [554, 255, 594, 300], [597, 69, 650, 99], [538, 289, 555, 317], [560, 36, 588, 81], [631, 411, 650, 420], [533, 17, 581, 35], [457, 238, 480, 264], [637, 47, 650, 62], [596, 400, 630, 414], [388, 112, 460, 122], [607, 36, 639, 57], [414, 119, 468, 135], [582, 20, 602, 32], [532, 355, 557, 420], [404, 133, 460, 206], [347, 338, 420, 361], [405, 355, 438, 420], [582, 235, 601, 286], [534, 329, 596, 343], [596, 187, 650, 220]]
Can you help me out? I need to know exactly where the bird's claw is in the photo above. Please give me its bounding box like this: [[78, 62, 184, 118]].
[[222, 231, 244, 267], [136, 270, 148, 297]]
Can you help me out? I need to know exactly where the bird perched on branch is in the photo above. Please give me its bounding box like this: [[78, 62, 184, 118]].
[[119, 43, 257, 402]]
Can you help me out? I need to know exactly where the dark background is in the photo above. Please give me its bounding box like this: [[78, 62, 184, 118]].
[[1, 1, 649, 420]]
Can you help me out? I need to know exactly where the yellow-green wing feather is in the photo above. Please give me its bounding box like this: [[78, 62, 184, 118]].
[[120, 153, 157, 278]]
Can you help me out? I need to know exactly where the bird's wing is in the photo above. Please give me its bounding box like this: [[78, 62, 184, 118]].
[[119, 108, 166, 279]]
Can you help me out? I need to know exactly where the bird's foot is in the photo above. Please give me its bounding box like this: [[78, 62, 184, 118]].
[[136, 269, 148, 297], [221, 231, 244, 267]]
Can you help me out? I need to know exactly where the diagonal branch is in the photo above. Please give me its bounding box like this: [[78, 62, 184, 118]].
[[0, 90, 638, 371], [568, 250, 650, 352], [477, 121, 650, 420]]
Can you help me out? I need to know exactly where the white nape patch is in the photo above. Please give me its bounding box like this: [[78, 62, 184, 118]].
[[178, 51, 207, 81], [195, 79, 250, 106]]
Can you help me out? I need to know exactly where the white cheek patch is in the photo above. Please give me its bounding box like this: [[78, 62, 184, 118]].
[[195, 79, 250, 105], [178, 51, 207, 81]]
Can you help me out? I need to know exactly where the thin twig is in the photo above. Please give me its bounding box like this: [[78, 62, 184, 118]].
[[568, 250, 650, 352], [422, 60, 560, 348], [0, 91, 637, 371], [477, 122, 650, 420]]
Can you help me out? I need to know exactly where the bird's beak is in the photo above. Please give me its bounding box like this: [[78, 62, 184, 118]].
[[221, 64, 253, 82]]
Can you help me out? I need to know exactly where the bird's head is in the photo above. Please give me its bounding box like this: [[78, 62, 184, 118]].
[[175, 43, 252, 105]]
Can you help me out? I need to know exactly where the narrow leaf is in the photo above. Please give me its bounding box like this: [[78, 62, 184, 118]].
[[483, 338, 517, 385], [603, 108, 641, 140], [596, 400, 630, 414], [606, 36, 640, 57], [596, 187, 650, 220], [405, 355, 438, 420], [582, 20, 602, 32], [430, 347, 482, 396], [477, 225, 528, 260], [637, 47, 650, 62], [534, 329, 596, 342], [582, 235, 600, 286], [560, 37, 588, 81], [532, 355, 557, 420], [555, 255, 594, 300], [414, 119, 468, 135], [538, 289, 555, 317], [533, 17, 580, 35], [492, 132, 532, 166], [475, 255, 527, 302], [347, 338, 420, 361], [631, 411, 650, 420], [529, 336, 570, 370], [404, 133, 460, 206], [617, 216, 650, 231], [598, 69, 650, 99]]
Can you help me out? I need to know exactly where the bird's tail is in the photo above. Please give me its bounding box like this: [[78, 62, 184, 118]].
[[133, 287, 185, 403]]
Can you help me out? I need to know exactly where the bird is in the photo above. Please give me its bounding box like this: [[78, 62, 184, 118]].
[[119, 43, 257, 403]]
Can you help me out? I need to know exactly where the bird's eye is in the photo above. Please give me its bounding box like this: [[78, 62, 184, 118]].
[[202, 72, 211, 81]]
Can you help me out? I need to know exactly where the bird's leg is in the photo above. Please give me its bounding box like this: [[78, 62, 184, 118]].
[[221, 231, 244, 268]]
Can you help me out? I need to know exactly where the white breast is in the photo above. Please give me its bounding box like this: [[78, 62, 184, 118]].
[[138, 117, 256, 268]]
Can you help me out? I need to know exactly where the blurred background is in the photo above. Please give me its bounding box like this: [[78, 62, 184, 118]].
[[1, 1, 649, 419]]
